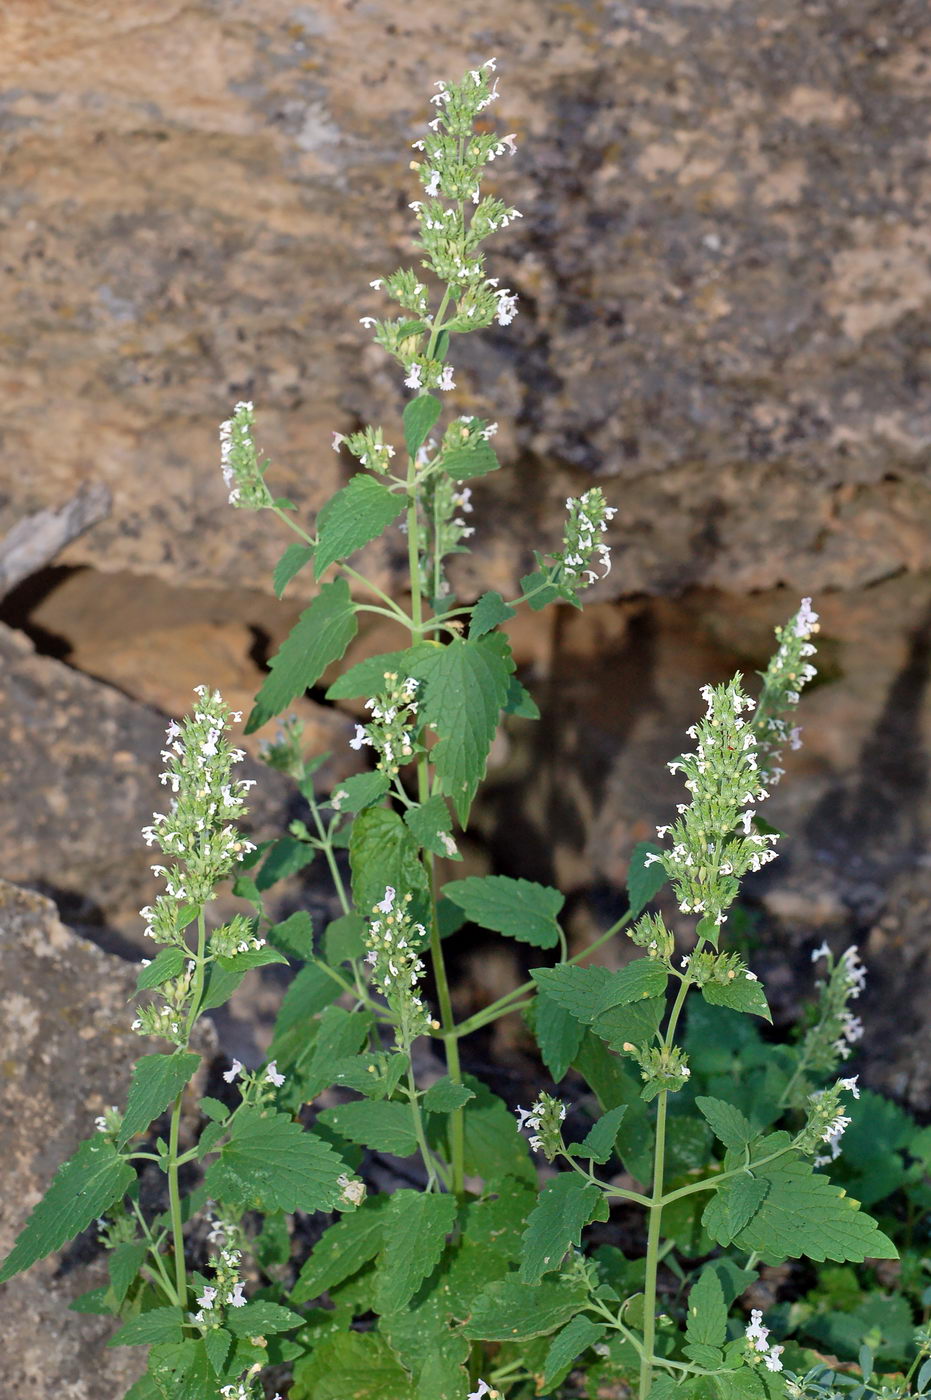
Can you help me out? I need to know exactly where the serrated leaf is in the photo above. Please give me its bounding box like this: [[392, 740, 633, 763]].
[[333, 769, 391, 813], [596, 960, 669, 1014], [314, 474, 402, 578], [107, 1240, 148, 1304], [291, 1198, 387, 1303], [627, 841, 667, 916], [215, 946, 289, 975], [702, 975, 771, 1022], [422, 1077, 475, 1113], [317, 1099, 419, 1156], [534, 992, 585, 1082], [531, 964, 614, 1024], [374, 1190, 457, 1312], [403, 393, 442, 458], [148, 1339, 215, 1400], [686, 1268, 727, 1348], [202, 1327, 232, 1375], [225, 1299, 304, 1336], [520, 569, 562, 610], [349, 805, 430, 922], [592, 996, 667, 1053], [572, 1106, 629, 1165], [273, 542, 315, 598], [287, 1006, 371, 1102], [255, 835, 316, 891], [204, 1107, 348, 1213], [325, 644, 433, 700], [0, 1136, 135, 1283], [700, 1175, 769, 1247], [728, 1147, 898, 1263], [503, 674, 540, 718], [462, 1275, 589, 1340], [520, 1174, 608, 1283], [456, 1075, 537, 1186], [273, 961, 341, 1038], [696, 1096, 754, 1150], [324, 912, 366, 965], [542, 1315, 607, 1390], [108, 1307, 185, 1347], [246, 577, 358, 732], [414, 634, 515, 823], [199, 1096, 229, 1123], [291, 1330, 415, 1400], [135, 946, 185, 991], [69, 1285, 113, 1314], [443, 874, 564, 948], [440, 439, 500, 480], [470, 590, 516, 638], [403, 793, 458, 858], [267, 910, 314, 961]]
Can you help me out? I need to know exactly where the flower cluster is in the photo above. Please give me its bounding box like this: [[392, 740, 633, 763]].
[[753, 597, 820, 786], [785, 945, 867, 1106], [648, 678, 776, 931], [797, 1077, 860, 1166], [681, 948, 760, 991], [219, 401, 273, 510], [223, 1058, 287, 1093], [745, 1309, 784, 1372], [620, 1040, 691, 1101], [191, 1242, 248, 1325], [258, 713, 306, 782], [131, 958, 195, 1046], [141, 687, 256, 907], [364, 887, 433, 1044], [349, 673, 421, 776], [209, 913, 266, 960], [627, 911, 675, 961], [558, 489, 616, 590], [331, 424, 397, 475], [515, 1093, 567, 1161]]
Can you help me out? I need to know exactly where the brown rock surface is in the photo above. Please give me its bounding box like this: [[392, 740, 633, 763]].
[[0, 879, 148, 1398], [1, 0, 929, 599]]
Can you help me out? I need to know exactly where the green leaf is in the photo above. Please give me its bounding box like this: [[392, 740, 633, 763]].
[[729, 1143, 898, 1263], [534, 993, 585, 1082], [696, 1096, 754, 1151], [107, 1240, 148, 1304], [246, 577, 358, 732], [116, 1052, 200, 1148], [404, 794, 459, 858], [702, 974, 772, 1021], [686, 1267, 727, 1348], [471, 590, 516, 638], [531, 964, 614, 1024], [204, 1107, 348, 1214], [0, 1136, 135, 1283], [414, 634, 515, 823], [291, 1330, 415, 1400], [255, 835, 316, 890], [69, 1285, 113, 1314], [503, 674, 540, 718], [596, 960, 669, 1014], [324, 912, 366, 965], [440, 439, 500, 480], [273, 962, 341, 1038], [571, 1032, 655, 1184], [702, 1176, 770, 1246], [520, 569, 562, 610], [374, 1190, 458, 1311], [292, 1198, 387, 1303], [215, 945, 289, 974], [457, 1075, 537, 1186], [317, 1099, 419, 1156], [199, 1097, 230, 1123], [202, 1327, 232, 1375], [572, 1106, 629, 1165], [520, 1173, 608, 1283], [592, 997, 667, 1054], [314, 474, 402, 579], [325, 644, 433, 700], [273, 542, 315, 598], [225, 1299, 304, 1337], [542, 1315, 607, 1391], [285, 1007, 371, 1102], [267, 910, 314, 961], [333, 769, 391, 813], [443, 874, 564, 948], [403, 393, 442, 458], [627, 841, 667, 916], [422, 1077, 475, 1113], [135, 946, 185, 991], [148, 1339, 215, 1400], [462, 1275, 589, 1340], [108, 1307, 185, 1347], [349, 805, 429, 922]]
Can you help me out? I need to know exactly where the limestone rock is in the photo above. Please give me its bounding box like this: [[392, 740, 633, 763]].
[[0, 1, 928, 600]]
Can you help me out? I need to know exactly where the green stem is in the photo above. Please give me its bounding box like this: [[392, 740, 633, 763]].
[[131, 1200, 179, 1306], [270, 506, 412, 626], [660, 1142, 798, 1208], [640, 1088, 669, 1400], [309, 799, 351, 915], [404, 1062, 438, 1191], [166, 1088, 188, 1307]]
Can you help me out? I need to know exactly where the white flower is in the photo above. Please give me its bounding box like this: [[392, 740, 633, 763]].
[[439, 365, 456, 391], [424, 169, 441, 196], [377, 887, 396, 914], [229, 1281, 246, 1307], [839, 1074, 860, 1099], [468, 1382, 494, 1400], [811, 940, 831, 962], [196, 1285, 217, 1308], [349, 723, 372, 751], [359, 316, 377, 328], [404, 362, 423, 390], [265, 1061, 285, 1088], [765, 1346, 784, 1373], [745, 1309, 770, 1351], [223, 1058, 243, 1083]]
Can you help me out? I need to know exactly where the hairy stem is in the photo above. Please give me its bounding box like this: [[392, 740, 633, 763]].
[[640, 1088, 669, 1400]]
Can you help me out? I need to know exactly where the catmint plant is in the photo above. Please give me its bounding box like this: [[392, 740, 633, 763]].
[[3, 59, 919, 1400]]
